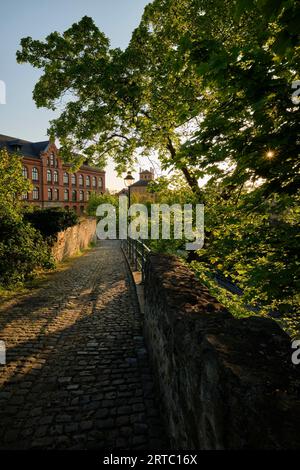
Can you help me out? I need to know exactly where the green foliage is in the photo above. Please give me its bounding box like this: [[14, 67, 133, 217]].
[[0, 148, 31, 219], [192, 185, 300, 336], [0, 215, 54, 287], [86, 192, 118, 216], [149, 173, 197, 205], [24, 207, 78, 239], [146, 174, 198, 254], [16, 12, 202, 193]]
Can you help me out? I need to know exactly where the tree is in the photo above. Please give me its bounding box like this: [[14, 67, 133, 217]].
[[16, 12, 203, 195], [86, 192, 118, 216], [16, 1, 299, 199], [0, 148, 31, 218], [177, 0, 300, 199]]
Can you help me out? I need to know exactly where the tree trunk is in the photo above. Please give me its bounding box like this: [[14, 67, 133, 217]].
[[166, 137, 203, 200]]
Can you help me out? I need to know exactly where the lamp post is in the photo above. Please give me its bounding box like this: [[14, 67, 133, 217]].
[[124, 171, 135, 207]]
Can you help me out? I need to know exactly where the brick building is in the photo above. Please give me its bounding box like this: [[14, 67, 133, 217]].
[[130, 168, 154, 194], [129, 168, 155, 201], [0, 134, 105, 213]]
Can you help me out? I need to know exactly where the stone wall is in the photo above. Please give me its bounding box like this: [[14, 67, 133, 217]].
[[144, 254, 300, 450], [51, 217, 97, 262]]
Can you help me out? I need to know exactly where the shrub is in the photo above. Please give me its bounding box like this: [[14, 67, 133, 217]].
[[24, 207, 78, 239], [0, 216, 54, 287]]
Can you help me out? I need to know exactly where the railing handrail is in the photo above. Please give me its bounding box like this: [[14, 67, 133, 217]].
[[122, 237, 151, 283]]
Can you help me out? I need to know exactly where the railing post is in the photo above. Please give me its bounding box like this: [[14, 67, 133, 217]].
[[135, 239, 138, 271], [141, 241, 145, 283], [124, 237, 150, 285]]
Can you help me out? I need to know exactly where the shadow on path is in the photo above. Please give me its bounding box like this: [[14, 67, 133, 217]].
[[0, 241, 166, 450]]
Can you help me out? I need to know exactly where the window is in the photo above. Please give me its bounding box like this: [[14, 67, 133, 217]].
[[50, 153, 54, 166], [32, 167, 39, 181], [54, 170, 59, 184], [64, 172, 69, 185], [79, 174, 84, 186], [86, 175, 90, 187], [64, 189, 69, 201], [54, 189, 59, 201], [11, 144, 21, 152], [47, 169, 52, 183], [33, 187, 39, 200], [79, 190, 84, 202], [72, 190, 77, 202], [48, 188, 52, 201], [22, 166, 28, 178], [98, 177, 103, 189], [92, 176, 97, 188], [72, 174, 76, 186], [87, 191, 91, 201], [22, 192, 28, 200]]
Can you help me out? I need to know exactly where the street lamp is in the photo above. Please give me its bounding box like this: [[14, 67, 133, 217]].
[[124, 171, 135, 207]]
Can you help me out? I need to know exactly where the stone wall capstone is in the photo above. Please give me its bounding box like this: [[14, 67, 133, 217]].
[[51, 217, 97, 262], [144, 254, 300, 450]]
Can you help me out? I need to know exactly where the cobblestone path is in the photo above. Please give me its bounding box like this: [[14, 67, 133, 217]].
[[0, 241, 165, 450]]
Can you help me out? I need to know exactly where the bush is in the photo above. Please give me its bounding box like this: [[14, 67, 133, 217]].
[[24, 207, 78, 239], [86, 192, 118, 216], [0, 216, 54, 287]]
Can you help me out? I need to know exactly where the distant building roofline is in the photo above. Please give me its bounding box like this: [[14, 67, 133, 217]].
[[0, 133, 105, 172]]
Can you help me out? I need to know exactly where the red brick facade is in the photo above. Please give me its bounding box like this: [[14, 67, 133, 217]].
[[19, 142, 105, 213]]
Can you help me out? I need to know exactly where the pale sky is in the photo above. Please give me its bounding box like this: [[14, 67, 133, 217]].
[[0, 0, 154, 190]]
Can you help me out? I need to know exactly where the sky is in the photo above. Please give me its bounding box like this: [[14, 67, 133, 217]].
[[0, 0, 152, 190]]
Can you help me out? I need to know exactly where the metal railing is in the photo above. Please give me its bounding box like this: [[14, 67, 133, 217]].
[[122, 238, 151, 283]]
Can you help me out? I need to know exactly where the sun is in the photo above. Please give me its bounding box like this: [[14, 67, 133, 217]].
[[265, 150, 275, 159]]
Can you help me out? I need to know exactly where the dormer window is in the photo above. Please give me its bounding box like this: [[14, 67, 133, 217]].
[[10, 144, 22, 152]]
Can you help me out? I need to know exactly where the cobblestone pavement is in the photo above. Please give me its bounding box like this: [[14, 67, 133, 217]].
[[0, 241, 166, 450]]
